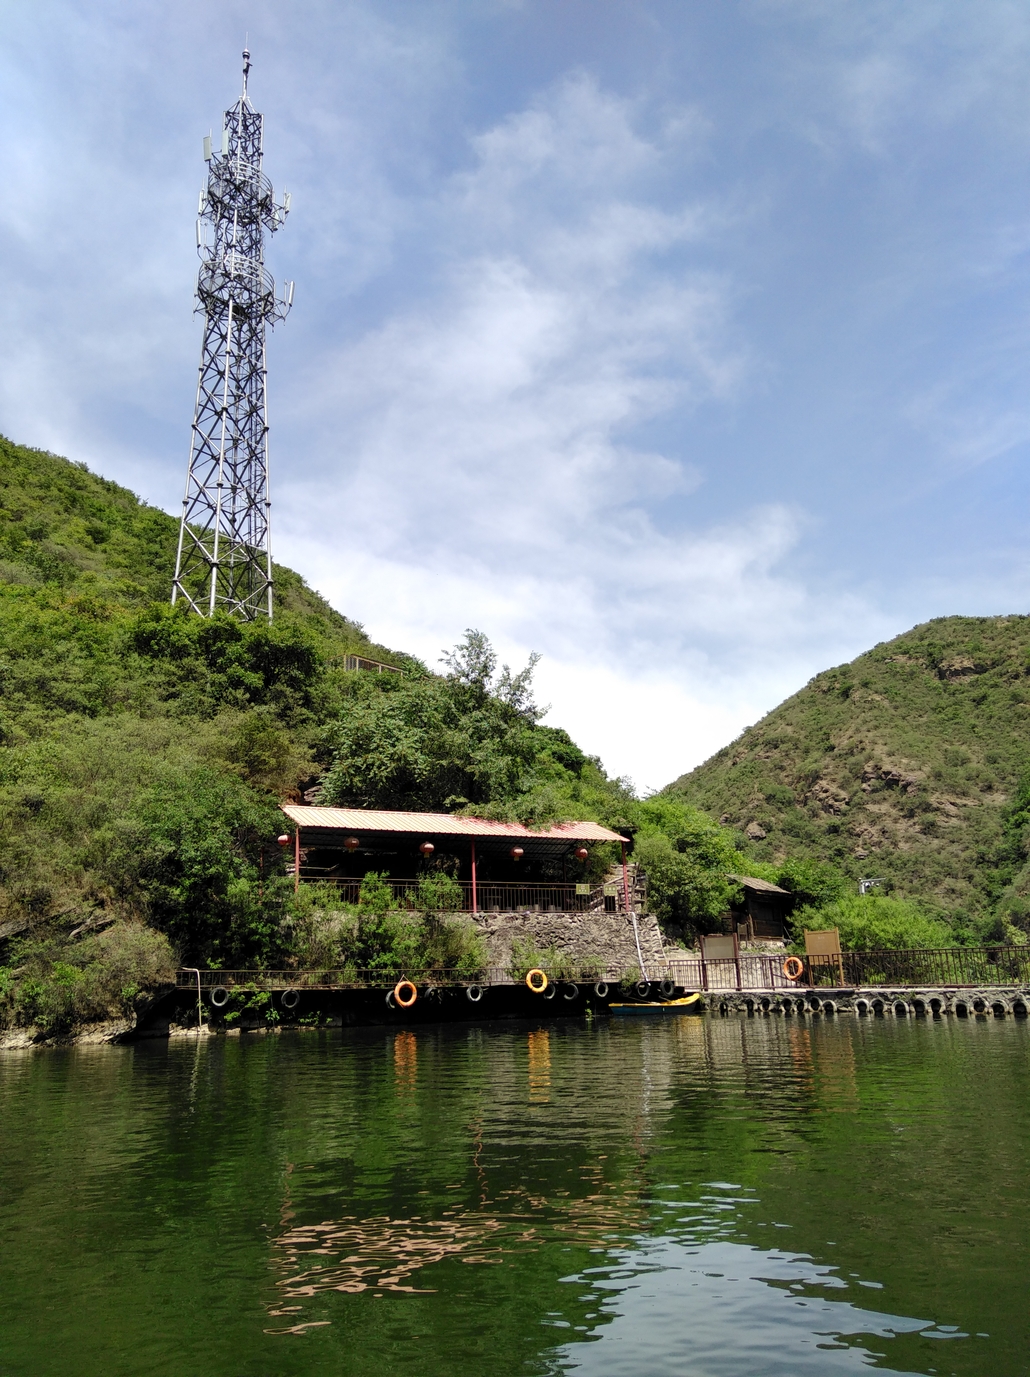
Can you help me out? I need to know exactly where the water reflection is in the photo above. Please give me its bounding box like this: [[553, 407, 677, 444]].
[[557, 1238, 971, 1377], [0, 1016, 1024, 1377], [528, 1028, 551, 1103], [393, 1030, 418, 1096]]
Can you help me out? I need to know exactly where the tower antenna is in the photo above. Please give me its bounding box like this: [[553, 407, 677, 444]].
[[172, 52, 293, 621]]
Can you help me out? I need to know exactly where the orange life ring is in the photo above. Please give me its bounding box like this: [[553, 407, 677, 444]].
[[782, 956, 805, 982], [393, 979, 417, 1008], [526, 968, 548, 993]]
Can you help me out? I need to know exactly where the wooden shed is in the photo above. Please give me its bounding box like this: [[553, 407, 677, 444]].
[[726, 875, 794, 941]]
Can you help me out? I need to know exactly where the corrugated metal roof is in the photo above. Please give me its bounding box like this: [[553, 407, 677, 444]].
[[729, 874, 791, 895], [280, 805, 628, 844]]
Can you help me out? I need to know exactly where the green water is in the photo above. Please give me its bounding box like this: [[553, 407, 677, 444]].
[[0, 1015, 1027, 1377]]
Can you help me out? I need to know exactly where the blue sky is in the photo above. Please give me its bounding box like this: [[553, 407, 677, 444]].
[[3, 0, 1030, 790]]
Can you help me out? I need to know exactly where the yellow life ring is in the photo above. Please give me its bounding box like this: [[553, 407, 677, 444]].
[[782, 956, 805, 982], [526, 968, 548, 993], [393, 979, 418, 1008]]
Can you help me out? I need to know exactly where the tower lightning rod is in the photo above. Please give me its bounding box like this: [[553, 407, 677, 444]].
[[172, 49, 293, 621]]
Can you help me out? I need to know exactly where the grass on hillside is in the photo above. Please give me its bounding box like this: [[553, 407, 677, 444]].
[[665, 615, 1030, 935], [0, 436, 769, 1033], [3, 437, 1023, 1035]]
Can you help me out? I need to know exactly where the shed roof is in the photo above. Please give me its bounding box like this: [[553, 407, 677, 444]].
[[281, 805, 628, 844], [729, 874, 791, 896]]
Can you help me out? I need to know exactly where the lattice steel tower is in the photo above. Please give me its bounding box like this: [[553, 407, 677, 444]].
[[172, 50, 292, 620]]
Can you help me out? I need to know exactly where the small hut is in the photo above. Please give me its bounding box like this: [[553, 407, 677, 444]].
[[726, 875, 794, 941]]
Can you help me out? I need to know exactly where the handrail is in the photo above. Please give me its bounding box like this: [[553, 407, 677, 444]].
[[173, 944, 1030, 993], [293, 877, 631, 913]]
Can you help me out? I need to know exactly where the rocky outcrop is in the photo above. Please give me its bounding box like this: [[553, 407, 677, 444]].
[[861, 763, 921, 794], [807, 778, 849, 814]]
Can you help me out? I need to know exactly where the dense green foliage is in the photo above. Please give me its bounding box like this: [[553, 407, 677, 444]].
[[789, 894, 957, 952], [666, 615, 1030, 938], [287, 878, 488, 981], [0, 437, 731, 1029], [5, 436, 1022, 1033], [0, 436, 470, 1026]]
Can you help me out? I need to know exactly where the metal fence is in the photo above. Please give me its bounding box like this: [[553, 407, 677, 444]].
[[175, 944, 1030, 996], [296, 876, 628, 913], [816, 945, 1030, 989], [667, 945, 1030, 991], [175, 966, 628, 991], [666, 954, 796, 992]]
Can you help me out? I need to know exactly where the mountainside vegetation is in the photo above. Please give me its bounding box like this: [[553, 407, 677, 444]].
[[665, 615, 1030, 941], [2, 434, 1024, 1036], [0, 435, 773, 1033]]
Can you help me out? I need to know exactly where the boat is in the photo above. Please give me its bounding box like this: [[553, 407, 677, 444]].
[[608, 993, 702, 1015]]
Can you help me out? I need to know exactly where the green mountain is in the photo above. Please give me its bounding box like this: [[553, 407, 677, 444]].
[[0, 433, 405, 664], [5, 432, 1022, 1037], [0, 433, 673, 1033], [665, 615, 1030, 931]]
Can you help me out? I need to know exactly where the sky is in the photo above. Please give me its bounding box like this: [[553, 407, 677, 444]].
[[2, 0, 1030, 792]]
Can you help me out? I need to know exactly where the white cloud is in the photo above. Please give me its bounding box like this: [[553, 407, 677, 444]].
[[753, 0, 1030, 155], [275, 73, 890, 783], [8, 5, 1013, 787]]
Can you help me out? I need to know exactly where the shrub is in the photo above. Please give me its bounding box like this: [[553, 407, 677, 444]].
[[416, 915, 488, 975], [111, 766, 290, 966], [508, 936, 575, 981], [357, 871, 394, 915], [790, 895, 956, 951], [287, 886, 358, 970], [509, 936, 546, 981], [3, 922, 175, 1034], [415, 871, 464, 913], [633, 833, 737, 934], [219, 983, 279, 1026]]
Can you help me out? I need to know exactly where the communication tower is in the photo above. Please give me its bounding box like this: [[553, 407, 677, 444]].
[[172, 49, 292, 620]]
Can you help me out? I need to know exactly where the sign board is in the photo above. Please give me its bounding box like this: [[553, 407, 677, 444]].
[[700, 934, 738, 962], [575, 884, 591, 896], [803, 928, 842, 956], [603, 885, 617, 897], [803, 927, 844, 983]]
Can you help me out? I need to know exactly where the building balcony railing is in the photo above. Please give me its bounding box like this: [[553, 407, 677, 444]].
[[297, 874, 631, 913]]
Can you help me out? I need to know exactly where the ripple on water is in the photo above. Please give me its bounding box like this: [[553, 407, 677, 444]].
[[0, 1014, 1023, 1377]]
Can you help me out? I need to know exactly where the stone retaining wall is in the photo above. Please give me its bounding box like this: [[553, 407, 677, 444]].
[[470, 909, 665, 974], [703, 986, 1030, 1017]]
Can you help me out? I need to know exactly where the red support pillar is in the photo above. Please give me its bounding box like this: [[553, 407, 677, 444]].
[[294, 827, 300, 895], [621, 841, 631, 913], [470, 840, 478, 914]]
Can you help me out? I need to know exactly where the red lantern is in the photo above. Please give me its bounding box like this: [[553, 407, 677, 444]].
[[574, 846, 589, 861], [420, 841, 435, 857], [277, 834, 290, 847], [344, 836, 360, 851], [510, 846, 524, 861]]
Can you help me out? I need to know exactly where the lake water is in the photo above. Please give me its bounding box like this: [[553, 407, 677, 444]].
[[0, 1014, 1027, 1377]]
